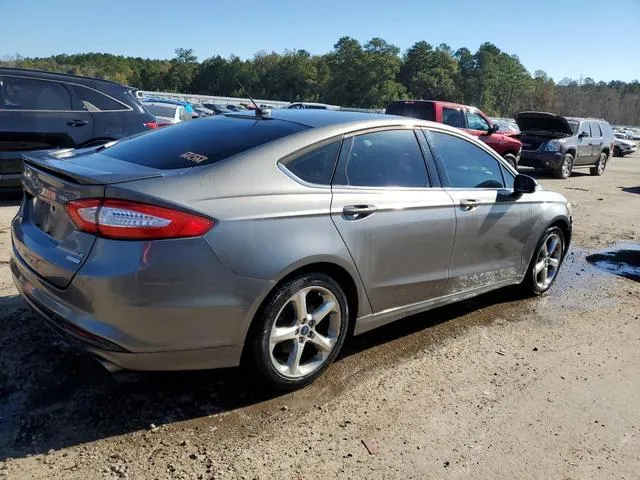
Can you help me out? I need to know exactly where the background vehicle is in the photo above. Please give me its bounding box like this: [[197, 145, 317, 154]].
[[11, 110, 571, 390], [143, 101, 193, 126], [192, 104, 214, 117], [285, 102, 340, 110], [144, 97, 198, 118], [491, 117, 520, 135], [385, 100, 523, 169], [226, 104, 246, 111], [0, 67, 156, 189], [516, 112, 614, 179], [202, 103, 232, 114], [613, 137, 637, 157]]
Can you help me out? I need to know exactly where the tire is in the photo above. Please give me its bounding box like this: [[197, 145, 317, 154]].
[[590, 152, 607, 176], [613, 146, 621, 157], [250, 273, 350, 390], [503, 153, 518, 170], [521, 226, 565, 296], [554, 153, 573, 179]]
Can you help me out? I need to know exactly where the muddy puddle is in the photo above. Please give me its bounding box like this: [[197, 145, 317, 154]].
[[586, 243, 640, 282]]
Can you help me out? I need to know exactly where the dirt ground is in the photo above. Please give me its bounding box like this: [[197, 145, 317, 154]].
[[1, 153, 639, 480]]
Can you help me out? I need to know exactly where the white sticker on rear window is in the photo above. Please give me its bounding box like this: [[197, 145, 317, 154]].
[[179, 152, 208, 163]]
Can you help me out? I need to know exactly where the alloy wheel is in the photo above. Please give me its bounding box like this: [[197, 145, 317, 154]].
[[597, 154, 606, 174], [268, 286, 341, 379], [533, 233, 563, 290]]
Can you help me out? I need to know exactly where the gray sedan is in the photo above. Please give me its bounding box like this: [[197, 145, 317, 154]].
[[11, 109, 572, 389]]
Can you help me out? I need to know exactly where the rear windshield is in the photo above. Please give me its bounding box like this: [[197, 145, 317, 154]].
[[145, 104, 177, 117], [103, 115, 309, 169], [386, 102, 435, 121]]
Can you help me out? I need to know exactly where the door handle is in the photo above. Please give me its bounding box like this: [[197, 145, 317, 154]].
[[67, 119, 89, 127], [460, 199, 480, 211], [343, 205, 377, 220]]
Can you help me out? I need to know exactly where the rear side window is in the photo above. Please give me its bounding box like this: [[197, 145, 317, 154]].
[[103, 116, 309, 169], [333, 129, 428, 188], [386, 102, 435, 121], [71, 85, 128, 111], [282, 140, 341, 185], [443, 108, 466, 128], [427, 130, 505, 189], [2, 76, 72, 110], [590, 121, 602, 137], [599, 121, 613, 137]]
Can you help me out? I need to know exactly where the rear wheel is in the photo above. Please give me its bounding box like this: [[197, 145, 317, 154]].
[[522, 226, 565, 295], [590, 152, 607, 176], [503, 153, 518, 170], [250, 273, 349, 390], [554, 153, 573, 179]]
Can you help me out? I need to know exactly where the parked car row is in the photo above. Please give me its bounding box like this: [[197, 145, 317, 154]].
[[385, 100, 617, 180]]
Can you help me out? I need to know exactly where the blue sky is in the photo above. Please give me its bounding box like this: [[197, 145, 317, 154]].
[[3, 0, 639, 82]]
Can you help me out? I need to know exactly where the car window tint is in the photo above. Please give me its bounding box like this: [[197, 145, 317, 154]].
[[599, 122, 613, 137], [282, 140, 341, 185], [579, 122, 590, 137], [71, 85, 127, 111], [500, 165, 515, 189], [443, 108, 465, 128], [386, 102, 435, 121], [466, 110, 490, 131], [2, 76, 72, 110], [103, 116, 309, 169], [590, 121, 602, 137], [427, 131, 505, 189], [333, 129, 428, 188], [145, 104, 177, 117]]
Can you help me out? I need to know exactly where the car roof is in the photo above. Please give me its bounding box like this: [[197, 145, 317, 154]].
[[0, 66, 125, 87]]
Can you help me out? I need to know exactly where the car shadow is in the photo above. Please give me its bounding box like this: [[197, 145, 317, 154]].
[[0, 285, 528, 460], [621, 186, 640, 195], [0, 189, 22, 207]]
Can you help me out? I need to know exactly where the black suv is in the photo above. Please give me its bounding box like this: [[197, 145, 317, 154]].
[[516, 112, 615, 179], [0, 68, 157, 189]]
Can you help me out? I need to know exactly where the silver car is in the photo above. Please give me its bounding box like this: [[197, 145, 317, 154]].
[[11, 110, 572, 389]]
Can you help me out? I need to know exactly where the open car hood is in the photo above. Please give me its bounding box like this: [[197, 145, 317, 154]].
[[515, 112, 574, 136]]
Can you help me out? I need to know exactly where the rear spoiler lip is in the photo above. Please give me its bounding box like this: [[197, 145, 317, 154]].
[[20, 150, 183, 185]]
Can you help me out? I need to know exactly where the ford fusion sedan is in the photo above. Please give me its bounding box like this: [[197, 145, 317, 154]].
[[11, 109, 572, 390]]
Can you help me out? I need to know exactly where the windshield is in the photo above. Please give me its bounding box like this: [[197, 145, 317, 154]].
[[568, 120, 579, 134]]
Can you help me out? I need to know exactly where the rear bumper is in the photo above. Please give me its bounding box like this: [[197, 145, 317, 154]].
[[519, 151, 564, 169], [10, 233, 273, 372]]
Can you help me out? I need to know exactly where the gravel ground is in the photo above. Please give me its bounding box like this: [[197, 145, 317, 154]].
[[0, 153, 639, 479]]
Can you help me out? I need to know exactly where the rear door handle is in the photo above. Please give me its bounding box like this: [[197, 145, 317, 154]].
[[67, 119, 89, 127], [460, 199, 480, 211], [343, 205, 377, 220]]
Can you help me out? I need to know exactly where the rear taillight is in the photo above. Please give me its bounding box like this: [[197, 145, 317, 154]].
[[66, 199, 214, 240], [144, 121, 158, 129]]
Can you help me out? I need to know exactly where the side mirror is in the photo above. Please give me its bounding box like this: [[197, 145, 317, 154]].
[[578, 131, 589, 139], [488, 124, 499, 134], [513, 174, 537, 195]]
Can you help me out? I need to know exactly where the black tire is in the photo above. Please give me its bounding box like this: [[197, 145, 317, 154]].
[[613, 146, 621, 157], [554, 153, 573, 179], [590, 152, 607, 176], [521, 226, 565, 296], [503, 153, 518, 170], [250, 273, 350, 391]]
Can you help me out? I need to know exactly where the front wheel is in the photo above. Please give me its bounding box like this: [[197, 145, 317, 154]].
[[503, 153, 518, 170], [590, 152, 607, 176], [522, 227, 565, 295], [250, 273, 349, 390], [554, 153, 573, 179]]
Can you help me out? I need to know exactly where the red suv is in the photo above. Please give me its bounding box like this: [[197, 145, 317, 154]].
[[385, 100, 523, 169]]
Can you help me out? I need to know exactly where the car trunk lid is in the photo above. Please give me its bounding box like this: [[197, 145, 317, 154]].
[[515, 112, 573, 136], [13, 150, 176, 289]]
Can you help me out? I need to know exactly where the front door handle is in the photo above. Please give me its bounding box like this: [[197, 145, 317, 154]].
[[67, 119, 89, 127], [343, 204, 377, 220], [460, 199, 480, 211]]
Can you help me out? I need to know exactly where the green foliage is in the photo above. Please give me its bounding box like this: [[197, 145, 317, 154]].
[[1, 39, 638, 124]]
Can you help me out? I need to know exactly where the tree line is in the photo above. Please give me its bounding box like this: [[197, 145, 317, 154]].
[[3, 38, 639, 125]]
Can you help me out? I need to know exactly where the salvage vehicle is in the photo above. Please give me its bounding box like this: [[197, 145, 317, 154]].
[[613, 137, 637, 157], [11, 109, 572, 390], [516, 112, 614, 178], [0, 68, 157, 189], [385, 100, 523, 169]]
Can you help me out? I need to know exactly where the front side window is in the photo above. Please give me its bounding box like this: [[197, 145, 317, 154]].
[[333, 129, 428, 188], [2, 76, 72, 110], [282, 140, 341, 185], [71, 85, 128, 111], [426, 130, 505, 189], [466, 110, 490, 131], [579, 122, 591, 138], [443, 107, 466, 128]]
